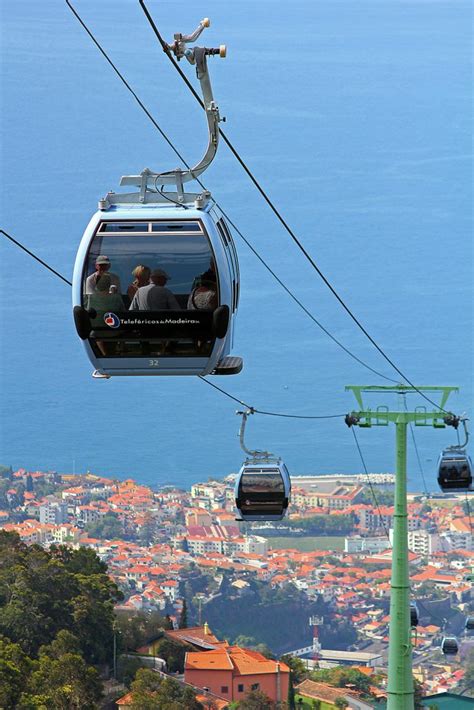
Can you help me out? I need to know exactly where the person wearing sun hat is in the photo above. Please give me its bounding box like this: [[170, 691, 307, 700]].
[[85, 255, 122, 295], [129, 267, 180, 311]]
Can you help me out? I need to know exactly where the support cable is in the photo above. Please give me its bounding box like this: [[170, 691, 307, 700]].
[[408, 423, 429, 497], [0, 229, 72, 286], [198, 377, 345, 420], [215, 206, 398, 384], [402, 394, 429, 497], [137, 0, 451, 414], [350, 427, 392, 545], [65, 0, 189, 167], [0, 227, 345, 421], [64, 0, 398, 386]]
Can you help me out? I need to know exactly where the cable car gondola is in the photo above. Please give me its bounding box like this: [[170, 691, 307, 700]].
[[235, 461, 291, 522], [437, 417, 472, 492], [234, 410, 291, 522], [465, 616, 474, 632], [437, 450, 473, 492], [440, 636, 459, 655], [72, 19, 242, 378], [410, 603, 419, 627]]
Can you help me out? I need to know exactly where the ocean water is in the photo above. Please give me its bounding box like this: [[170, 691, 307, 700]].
[[1, 0, 472, 491]]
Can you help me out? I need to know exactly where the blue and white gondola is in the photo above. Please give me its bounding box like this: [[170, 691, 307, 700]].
[[234, 460, 291, 522], [72, 17, 242, 378]]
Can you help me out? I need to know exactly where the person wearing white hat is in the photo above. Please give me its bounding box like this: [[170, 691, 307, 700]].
[[129, 268, 180, 311], [85, 255, 122, 295]]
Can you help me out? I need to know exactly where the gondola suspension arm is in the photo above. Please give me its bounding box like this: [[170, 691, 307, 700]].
[[120, 16, 226, 201], [444, 414, 470, 450], [236, 409, 273, 460]]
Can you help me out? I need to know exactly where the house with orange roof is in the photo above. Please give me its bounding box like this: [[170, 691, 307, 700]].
[[185, 645, 289, 703]]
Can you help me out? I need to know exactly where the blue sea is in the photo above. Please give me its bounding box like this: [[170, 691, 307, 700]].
[[1, 1, 472, 491]]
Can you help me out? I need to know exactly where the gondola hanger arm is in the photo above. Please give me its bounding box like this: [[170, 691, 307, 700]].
[[444, 414, 470, 450], [120, 11, 226, 199], [236, 409, 273, 460]]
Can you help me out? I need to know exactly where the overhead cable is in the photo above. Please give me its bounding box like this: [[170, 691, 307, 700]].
[[198, 376, 345, 420], [350, 427, 392, 544], [137, 0, 452, 413], [0, 227, 345, 421], [402, 394, 429, 497], [0, 229, 72, 286]]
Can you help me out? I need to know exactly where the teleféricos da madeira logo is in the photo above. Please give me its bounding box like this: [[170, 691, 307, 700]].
[[104, 312, 121, 329]]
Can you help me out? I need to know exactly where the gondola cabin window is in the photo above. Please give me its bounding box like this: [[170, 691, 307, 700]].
[[82, 220, 219, 358]]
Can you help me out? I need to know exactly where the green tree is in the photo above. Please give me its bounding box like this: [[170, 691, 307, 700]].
[[152, 636, 190, 673], [25, 653, 102, 709], [335, 699, 347, 709], [287, 671, 296, 709], [115, 610, 169, 652], [180, 598, 188, 629], [38, 630, 81, 659], [463, 647, 474, 688], [0, 533, 121, 664], [51, 546, 108, 575], [116, 656, 143, 685], [0, 636, 31, 709], [138, 513, 156, 546], [238, 688, 273, 709], [280, 655, 307, 684], [85, 513, 123, 540], [0, 479, 13, 508], [130, 670, 203, 710]]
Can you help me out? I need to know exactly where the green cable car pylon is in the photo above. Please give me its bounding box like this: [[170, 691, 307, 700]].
[[345, 384, 460, 710]]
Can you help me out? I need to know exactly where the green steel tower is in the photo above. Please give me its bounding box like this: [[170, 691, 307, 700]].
[[345, 385, 460, 710]]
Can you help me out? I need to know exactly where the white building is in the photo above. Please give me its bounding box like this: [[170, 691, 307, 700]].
[[245, 535, 269, 555], [39, 498, 68, 524], [387, 529, 441, 556], [344, 536, 388, 553], [440, 531, 472, 551]]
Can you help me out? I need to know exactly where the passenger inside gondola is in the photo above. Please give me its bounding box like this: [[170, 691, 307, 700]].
[[127, 264, 151, 301], [82, 221, 220, 358], [129, 268, 180, 311], [85, 255, 122, 295], [87, 275, 125, 356]]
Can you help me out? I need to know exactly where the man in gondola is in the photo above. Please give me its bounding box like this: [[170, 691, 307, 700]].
[[129, 268, 180, 311], [85, 255, 122, 295]]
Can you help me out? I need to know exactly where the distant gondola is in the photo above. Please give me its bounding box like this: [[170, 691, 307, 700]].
[[440, 636, 459, 655], [235, 461, 291, 522], [437, 449, 473, 492], [410, 603, 419, 627], [465, 616, 474, 632]]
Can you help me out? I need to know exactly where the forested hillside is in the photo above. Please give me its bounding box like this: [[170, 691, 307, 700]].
[[0, 531, 121, 709]]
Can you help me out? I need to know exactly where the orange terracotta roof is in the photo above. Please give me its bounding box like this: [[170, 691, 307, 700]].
[[116, 691, 134, 705], [227, 647, 289, 676], [186, 649, 233, 671], [185, 646, 289, 677]]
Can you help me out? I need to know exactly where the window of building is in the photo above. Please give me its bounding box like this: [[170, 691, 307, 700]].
[[251, 683, 260, 691], [221, 686, 228, 693], [238, 684, 244, 692]]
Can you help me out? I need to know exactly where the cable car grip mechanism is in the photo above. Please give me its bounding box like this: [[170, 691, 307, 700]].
[[236, 409, 274, 461]]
